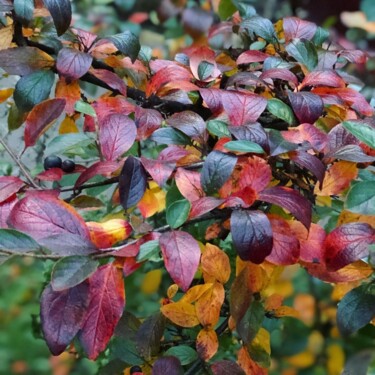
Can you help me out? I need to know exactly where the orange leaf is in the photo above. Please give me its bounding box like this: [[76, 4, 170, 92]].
[[337, 210, 375, 227], [196, 282, 225, 328], [0, 88, 14, 103], [196, 328, 219, 361], [167, 284, 179, 299], [59, 116, 79, 134], [138, 184, 166, 218], [180, 283, 214, 304], [293, 294, 315, 326], [55, 79, 81, 115], [272, 306, 300, 319], [201, 243, 231, 284], [264, 294, 283, 311], [161, 301, 200, 327], [237, 346, 268, 375]]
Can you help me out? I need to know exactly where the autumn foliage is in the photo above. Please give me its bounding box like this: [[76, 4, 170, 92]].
[[0, 0, 375, 374]]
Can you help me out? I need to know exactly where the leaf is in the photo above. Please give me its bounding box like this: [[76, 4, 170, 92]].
[[14, 0, 34, 25], [343, 120, 375, 149], [152, 356, 184, 375], [180, 284, 214, 304], [268, 129, 298, 156], [224, 140, 265, 154], [283, 17, 317, 42], [108, 31, 140, 63], [0, 196, 17, 229], [346, 181, 375, 215], [51, 256, 99, 291], [285, 38, 318, 71], [231, 210, 273, 263], [260, 68, 298, 87], [288, 92, 324, 124], [222, 91, 267, 126], [267, 98, 296, 125], [75, 100, 96, 117], [337, 283, 375, 336], [74, 161, 118, 188], [229, 123, 269, 152], [237, 50, 270, 65], [136, 240, 160, 262], [55, 78, 81, 116], [189, 46, 220, 82], [238, 346, 268, 375], [300, 70, 345, 89], [119, 156, 148, 210], [24, 98, 66, 147], [198, 60, 214, 81], [56, 48, 93, 80], [207, 120, 231, 138], [237, 301, 265, 344], [258, 186, 312, 229], [90, 68, 127, 96], [14, 70, 55, 112], [325, 145, 375, 163], [247, 328, 271, 368], [289, 151, 325, 186], [165, 345, 198, 365], [135, 313, 166, 360], [0, 176, 24, 203], [8, 193, 91, 241], [150, 127, 191, 145], [0, 47, 54, 76], [201, 243, 231, 284], [161, 301, 200, 327], [166, 199, 191, 229], [78, 264, 125, 359], [135, 107, 162, 140], [201, 151, 237, 195], [324, 222, 375, 271], [40, 281, 90, 355], [189, 196, 224, 219], [175, 168, 203, 202], [99, 114, 136, 161], [141, 158, 175, 187], [241, 16, 276, 42], [0, 228, 40, 253], [211, 360, 246, 375], [196, 328, 219, 361], [43, 0, 72, 36], [159, 230, 201, 291]]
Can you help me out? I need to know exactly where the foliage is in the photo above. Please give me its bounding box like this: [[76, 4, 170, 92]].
[[0, 0, 375, 374]]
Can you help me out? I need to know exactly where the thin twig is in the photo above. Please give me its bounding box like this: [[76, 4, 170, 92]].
[[0, 135, 39, 188]]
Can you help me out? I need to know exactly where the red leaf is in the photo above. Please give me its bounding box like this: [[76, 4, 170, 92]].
[[288, 92, 324, 124], [8, 193, 91, 240], [135, 106, 162, 141], [93, 96, 135, 124], [159, 230, 201, 291], [222, 91, 267, 126], [152, 356, 183, 375], [324, 223, 375, 271], [339, 49, 367, 64], [231, 210, 273, 264], [122, 257, 143, 277], [211, 360, 246, 375], [0, 195, 17, 228], [260, 68, 298, 87], [78, 264, 125, 359], [237, 50, 270, 65], [36, 168, 63, 182], [200, 88, 224, 115], [56, 48, 93, 80], [189, 197, 224, 219], [0, 176, 24, 203], [258, 186, 312, 229], [24, 98, 66, 147], [40, 281, 90, 355], [283, 17, 317, 42], [141, 157, 175, 187], [158, 145, 190, 162], [75, 161, 118, 188], [300, 70, 346, 89], [90, 68, 127, 96], [99, 114, 136, 161], [266, 216, 300, 265], [175, 168, 204, 202]]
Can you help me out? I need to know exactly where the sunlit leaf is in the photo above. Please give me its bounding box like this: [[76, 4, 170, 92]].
[[161, 301, 200, 327], [201, 243, 231, 284]]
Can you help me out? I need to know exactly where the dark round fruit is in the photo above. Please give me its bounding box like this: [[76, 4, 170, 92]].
[[44, 155, 62, 170], [62, 160, 76, 173], [130, 366, 142, 374]]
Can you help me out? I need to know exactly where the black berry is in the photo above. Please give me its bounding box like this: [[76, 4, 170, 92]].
[[44, 155, 62, 170], [62, 160, 76, 173], [130, 366, 142, 374]]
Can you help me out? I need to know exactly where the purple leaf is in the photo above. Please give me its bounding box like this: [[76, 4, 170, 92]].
[[44, 0, 72, 36], [152, 356, 183, 375], [56, 48, 93, 80], [288, 92, 324, 124]]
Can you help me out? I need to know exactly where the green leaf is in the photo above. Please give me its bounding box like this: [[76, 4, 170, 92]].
[[8, 103, 25, 131], [285, 39, 318, 71], [14, 0, 34, 25], [14, 70, 55, 112], [237, 301, 265, 344], [218, 0, 237, 20], [151, 127, 191, 145], [241, 16, 277, 43], [74, 100, 97, 117], [267, 98, 297, 125], [0, 229, 40, 253], [342, 121, 375, 149], [0, 254, 10, 265], [346, 181, 375, 215], [224, 140, 265, 154], [165, 345, 198, 365], [207, 120, 231, 138], [51, 256, 99, 291], [111, 337, 144, 365], [361, 0, 375, 21], [108, 31, 140, 63], [166, 199, 191, 229], [198, 61, 214, 81], [137, 240, 161, 262], [313, 26, 330, 45], [45, 133, 96, 156], [337, 283, 375, 336]]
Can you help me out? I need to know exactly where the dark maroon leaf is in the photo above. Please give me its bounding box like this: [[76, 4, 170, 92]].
[[289, 151, 325, 186], [135, 107, 162, 140], [300, 70, 345, 89], [211, 360, 246, 375], [231, 210, 273, 264], [119, 156, 147, 209], [283, 17, 317, 42], [152, 356, 183, 375], [326, 124, 359, 152], [140, 157, 175, 187], [75, 161, 118, 188], [258, 186, 312, 229], [43, 0, 72, 36], [229, 123, 269, 153], [0, 176, 24, 203], [78, 264, 125, 359], [324, 223, 375, 271], [40, 281, 90, 355], [56, 48, 93, 80], [325, 145, 375, 163], [288, 92, 324, 124]]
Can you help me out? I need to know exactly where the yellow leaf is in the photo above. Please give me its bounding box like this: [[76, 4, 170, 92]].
[[331, 281, 360, 301], [167, 284, 179, 299], [293, 294, 315, 326], [141, 269, 162, 294], [307, 331, 324, 355], [337, 210, 375, 227], [196, 328, 218, 361], [0, 25, 13, 50], [201, 243, 230, 284], [59, 116, 79, 134], [286, 350, 315, 368], [273, 306, 300, 319], [138, 183, 166, 218], [180, 283, 213, 304], [161, 301, 200, 328], [326, 344, 345, 375], [251, 328, 271, 355], [0, 88, 14, 103]]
